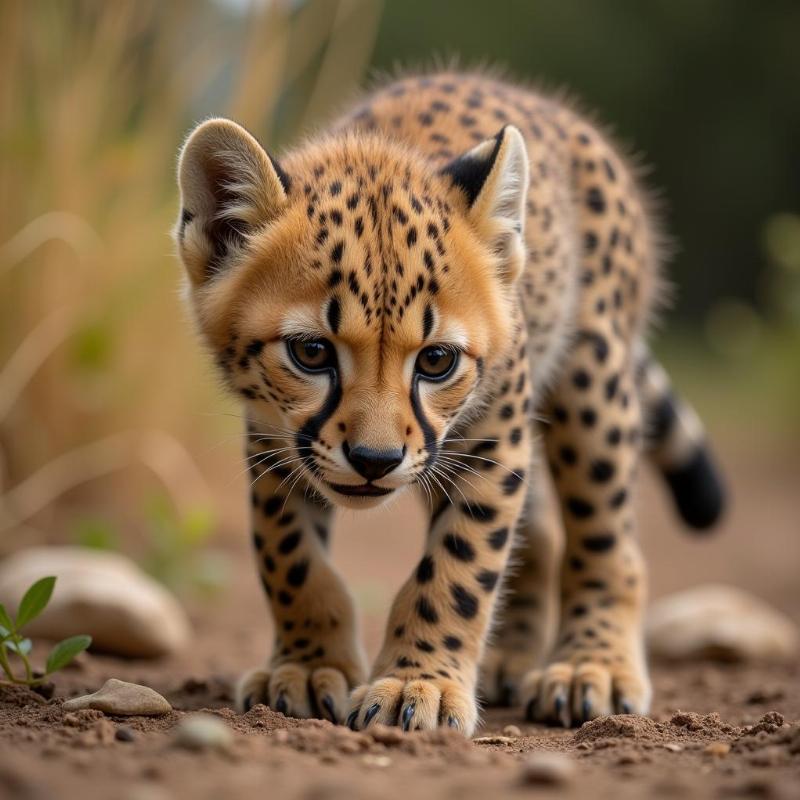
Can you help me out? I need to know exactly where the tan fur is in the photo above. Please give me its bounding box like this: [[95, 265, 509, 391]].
[[174, 70, 712, 734]]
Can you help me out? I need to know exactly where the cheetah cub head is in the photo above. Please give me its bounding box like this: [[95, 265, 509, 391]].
[[175, 118, 529, 508]]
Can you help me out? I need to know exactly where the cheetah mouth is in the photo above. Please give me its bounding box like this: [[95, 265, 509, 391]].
[[326, 481, 395, 497]]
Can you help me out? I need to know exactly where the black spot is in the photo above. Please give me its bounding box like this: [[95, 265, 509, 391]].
[[606, 427, 622, 446], [566, 497, 595, 518], [246, 340, 265, 357], [415, 639, 435, 653], [580, 408, 597, 427], [451, 584, 479, 619], [407, 227, 417, 247], [264, 554, 275, 573], [277, 590, 293, 606], [582, 533, 617, 552], [487, 527, 509, 550], [553, 406, 569, 424], [263, 496, 282, 516], [605, 374, 620, 401], [416, 555, 435, 583], [509, 427, 522, 445], [582, 579, 607, 590], [396, 655, 413, 668], [277, 511, 295, 527], [443, 533, 476, 562], [252, 532, 264, 550], [330, 241, 344, 264], [394, 625, 405, 638], [572, 369, 591, 390], [287, 559, 309, 588], [569, 556, 585, 571], [499, 403, 514, 420], [476, 569, 499, 592], [329, 269, 343, 287], [329, 180, 342, 196], [354, 217, 364, 237], [586, 187, 606, 214], [443, 635, 462, 651], [502, 471, 524, 495], [278, 530, 302, 554], [459, 502, 497, 522], [571, 604, 588, 617], [559, 445, 577, 466], [416, 596, 439, 624], [327, 297, 341, 334], [422, 305, 434, 339], [589, 460, 615, 483], [608, 489, 628, 508]]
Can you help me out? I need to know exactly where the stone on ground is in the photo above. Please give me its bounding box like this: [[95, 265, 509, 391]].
[[63, 678, 172, 716], [173, 713, 233, 751]]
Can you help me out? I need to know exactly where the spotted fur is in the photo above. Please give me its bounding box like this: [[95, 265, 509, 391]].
[[174, 70, 725, 734]]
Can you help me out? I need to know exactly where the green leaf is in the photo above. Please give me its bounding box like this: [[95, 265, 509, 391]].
[[15, 576, 56, 629], [3, 637, 32, 656], [45, 635, 92, 674], [0, 604, 14, 634]]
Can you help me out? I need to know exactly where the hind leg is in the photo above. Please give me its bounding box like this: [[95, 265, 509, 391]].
[[521, 344, 651, 726], [480, 454, 561, 706]]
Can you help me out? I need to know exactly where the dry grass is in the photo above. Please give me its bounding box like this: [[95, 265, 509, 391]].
[[0, 0, 380, 543]]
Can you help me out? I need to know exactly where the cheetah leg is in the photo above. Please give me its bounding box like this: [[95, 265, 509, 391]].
[[346, 405, 533, 736], [479, 452, 561, 706], [520, 340, 651, 727], [236, 433, 367, 722]]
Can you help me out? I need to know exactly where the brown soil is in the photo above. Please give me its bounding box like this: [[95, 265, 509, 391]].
[[1, 437, 799, 800]]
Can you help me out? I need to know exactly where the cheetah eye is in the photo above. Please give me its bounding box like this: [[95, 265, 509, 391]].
[[415, 345, 459, 381], [287, 338, 336, 372]]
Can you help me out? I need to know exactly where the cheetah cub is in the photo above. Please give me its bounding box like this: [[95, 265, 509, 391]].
[[174, 71, 724, 734]]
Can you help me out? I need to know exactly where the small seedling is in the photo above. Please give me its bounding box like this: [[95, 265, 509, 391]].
[[0, 576, 91, 687]]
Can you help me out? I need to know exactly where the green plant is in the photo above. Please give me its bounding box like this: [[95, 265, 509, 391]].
[[0, 576, 91, 687]]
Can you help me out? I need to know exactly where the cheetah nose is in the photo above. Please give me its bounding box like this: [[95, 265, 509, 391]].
[[342, 442, 405, 481]]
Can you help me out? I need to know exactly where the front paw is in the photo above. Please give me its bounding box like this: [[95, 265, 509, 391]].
[[236, 663, 351, 724], [346, 675, 478, 736], [520, 650, 651, 727]]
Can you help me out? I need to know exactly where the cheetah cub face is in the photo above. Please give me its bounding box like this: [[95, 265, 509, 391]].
[[176, 120, 530, 509]]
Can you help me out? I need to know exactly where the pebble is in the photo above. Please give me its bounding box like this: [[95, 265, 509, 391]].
[[519, 752, 575, 786], [0, 547, 190, 658], [115, 727, 136, 743], [663, 743, 683, 752], [646, 584, 799, 662], [173, 713, 233, 751], [503, 724, 522, 737], [63, 679, 172, 716], [704, 742, 731, 757]]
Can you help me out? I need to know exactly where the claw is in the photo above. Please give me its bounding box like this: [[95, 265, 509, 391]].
[[401, 702, 416, 732], [275, 692, 288, 715], [363, 703, 381, 727], [346, 709, 359, 730], [620, 699, 632, 715], [553, 692, 569, 727], [242, 694, 254, 713], [321, 694, 337, 724]]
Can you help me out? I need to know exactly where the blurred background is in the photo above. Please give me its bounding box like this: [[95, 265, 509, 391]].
[[1, 0, 798, 637]]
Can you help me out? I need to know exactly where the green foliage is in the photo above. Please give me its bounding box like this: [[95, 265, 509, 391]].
[[0, 577, 91, 687]]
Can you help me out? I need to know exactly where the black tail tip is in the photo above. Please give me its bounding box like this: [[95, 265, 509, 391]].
[[663, 447, 726, 531]]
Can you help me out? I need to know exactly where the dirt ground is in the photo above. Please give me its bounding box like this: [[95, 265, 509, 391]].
[[1, 435, 799, 800]]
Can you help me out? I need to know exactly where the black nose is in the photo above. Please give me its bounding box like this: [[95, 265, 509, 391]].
[[343, 442, 404, 481]]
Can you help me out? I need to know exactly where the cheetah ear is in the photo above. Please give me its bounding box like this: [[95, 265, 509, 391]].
[[441, 125, 529, 283], [175, 118, 291, 286]]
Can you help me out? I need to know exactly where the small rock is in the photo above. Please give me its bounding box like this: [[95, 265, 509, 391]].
[[173, 713, 233, 751], [115, 727, 136, 743], [503, 724, 522, 737], [704, 742, 731, 757], [663, 743, 683, 752], [362, 754, 392, 768], [519, 752, 575, 786], [0, 547, 190, 658], [646, 585, 799, 663], [63, 679, 171, 716]]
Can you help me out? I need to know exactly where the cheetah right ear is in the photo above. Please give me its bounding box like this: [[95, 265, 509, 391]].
[[175, 118, 291, 286], [441, 125, 529, 284]]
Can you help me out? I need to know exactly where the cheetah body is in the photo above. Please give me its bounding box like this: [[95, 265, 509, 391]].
[[175, 71, 724, 734]]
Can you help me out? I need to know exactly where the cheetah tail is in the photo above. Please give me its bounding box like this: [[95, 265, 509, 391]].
[[637, 349, 726, 532]]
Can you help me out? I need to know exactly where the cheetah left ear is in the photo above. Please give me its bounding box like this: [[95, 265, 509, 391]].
[[441, 125, 529, 283]]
